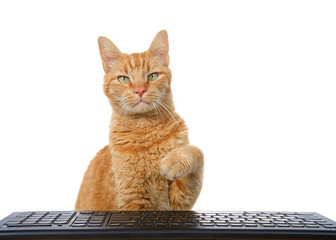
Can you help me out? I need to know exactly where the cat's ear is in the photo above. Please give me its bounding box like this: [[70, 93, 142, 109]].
[[98, 36, 122, 73], [148, 30, 169, 66]]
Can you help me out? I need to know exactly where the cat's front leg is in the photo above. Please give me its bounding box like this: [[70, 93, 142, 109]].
[[160, 145, 204, 210]]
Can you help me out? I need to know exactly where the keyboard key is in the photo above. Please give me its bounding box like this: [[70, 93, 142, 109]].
[[230, 223, 243, 227], [71, 223, 86, 227], [229, 221, 241, 224], [89, 220, 103, 224], [91, 216, 104, 221], [315, 220, 328, 223], [288, 221, 301, 224], [93, 212, 107, 216], [244, 221, 256, 224], [259, 221, 272, 224], [216, 223, 228, 227], [54, 220, 68, 224], [202, 217, 217, 221], [323, 225, 336, 228], [291, 224, 305, 228], [16, 213, 33, 217], [273, 221, 286, 224], [201, 222, 215, 226], [58, 216, 72, 220], [277, 224, 290, 227], [88, 223, 102, 227], [262, 223, 275, 227], [109, 217, 133, 222], [140, 223, 154, 227], [5, 221, 21, 225], [303, 221, 316, 225], [306, 224, 320, 228], [245, 224, 258, 227], [73, 220, 88, 224], [7, 223, 52, 227], [184, 222, 197, 226], [124, 212, 141, 214], [23, 220, 37, 224], [125, 223, 137, 227], [39, 220, 53, 224], [27, 217, 40, 220], [108, 223, 121, 227]]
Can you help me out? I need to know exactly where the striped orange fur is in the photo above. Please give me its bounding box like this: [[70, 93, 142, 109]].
[[75, 30, 204, 211]]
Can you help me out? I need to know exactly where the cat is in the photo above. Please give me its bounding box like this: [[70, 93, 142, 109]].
[[75, 30, 204, 211]]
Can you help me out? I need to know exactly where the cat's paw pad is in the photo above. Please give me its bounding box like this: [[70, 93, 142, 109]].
[[160, 154, 190, 181]]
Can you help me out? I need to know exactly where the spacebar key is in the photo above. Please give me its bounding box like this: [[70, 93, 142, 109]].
[[6, 223, 52, 227]]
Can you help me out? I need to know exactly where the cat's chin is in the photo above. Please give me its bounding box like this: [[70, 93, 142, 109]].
[[131, 100, 153, 114]]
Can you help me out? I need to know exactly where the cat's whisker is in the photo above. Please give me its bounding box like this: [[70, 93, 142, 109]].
[[113, 98, 130, 122], [159, 100, 183, 124], [158, 99, 182, 124], [152, 103, 160, 123], [112, 110, 121, 122], [156, 96, 175, 112], [113, 106, 123, 118], [155, 100, 171, 122], [121, 103, 130, 131], [115, 108, 128, 128], [155, 100, 177, 123], [113, 103, 126, 122], [155, 103, 165, 123]]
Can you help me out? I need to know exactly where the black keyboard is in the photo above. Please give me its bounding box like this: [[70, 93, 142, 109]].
[[1, 211, 336, 239]]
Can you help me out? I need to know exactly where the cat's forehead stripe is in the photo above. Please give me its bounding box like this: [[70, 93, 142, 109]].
[[122, 60, 129, 74], [121, 53, 150, 74], [146, 58, 151, 72]]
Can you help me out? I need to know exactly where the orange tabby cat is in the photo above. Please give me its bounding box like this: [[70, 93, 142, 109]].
[[75, 30, 204, 211]]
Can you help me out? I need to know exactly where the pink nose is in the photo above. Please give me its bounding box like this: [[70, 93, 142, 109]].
[[134, 87, 146, 97]]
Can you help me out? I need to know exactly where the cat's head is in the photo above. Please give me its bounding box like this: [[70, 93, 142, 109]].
[[98, 30, 173, 115]]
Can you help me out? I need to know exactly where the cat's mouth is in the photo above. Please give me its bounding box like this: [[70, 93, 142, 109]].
[[135, 99, 150, 106], [129, 99, 155, 113], [130, 99, 153, 113]]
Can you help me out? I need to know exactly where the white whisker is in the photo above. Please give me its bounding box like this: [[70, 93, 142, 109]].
[[157, 98, 175, 112], [156, 101, 170, 121], [120, 104, 130, 131], [156, 102, 165, 123], [113, 101, 126, 121], [152, 102, 160, 123], [155, 100, 177, 122]]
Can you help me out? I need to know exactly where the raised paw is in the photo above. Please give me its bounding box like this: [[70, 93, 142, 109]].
[[160, 152, 190, 181]]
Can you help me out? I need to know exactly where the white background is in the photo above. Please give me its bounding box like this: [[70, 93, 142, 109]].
[[0, 0, 335, 221]]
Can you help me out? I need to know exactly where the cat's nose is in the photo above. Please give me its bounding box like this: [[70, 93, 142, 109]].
[[134, 87, 147, 98]]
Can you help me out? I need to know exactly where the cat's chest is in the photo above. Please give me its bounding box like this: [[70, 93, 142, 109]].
[[110, 134, 180, 178], [110, 122, 187, 153], [110, 120, 188, 172], [111, 138, 174, 168]]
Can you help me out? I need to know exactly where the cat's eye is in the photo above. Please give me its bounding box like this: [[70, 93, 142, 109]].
[[118, 76, 130, 84], [147, 73, 159, 81]]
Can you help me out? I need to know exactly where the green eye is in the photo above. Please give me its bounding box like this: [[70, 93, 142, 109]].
[[118, 76, 130, 84], [147, 73, 158, 81]]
